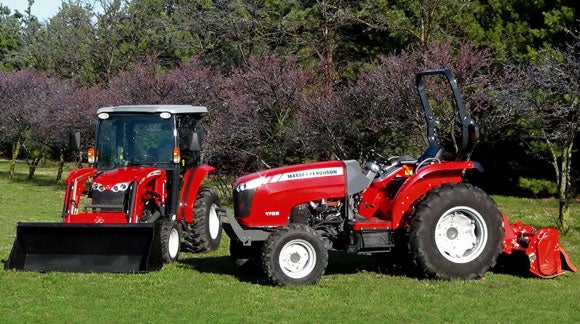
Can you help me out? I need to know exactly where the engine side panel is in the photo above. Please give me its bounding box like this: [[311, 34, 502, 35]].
[[235, 161, 347, 227]]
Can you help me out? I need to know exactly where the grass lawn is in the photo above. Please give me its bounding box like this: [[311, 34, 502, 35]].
[[0, 161, 578, 323]]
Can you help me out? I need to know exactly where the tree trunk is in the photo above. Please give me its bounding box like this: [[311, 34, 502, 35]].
[[56, 148, 65, 182], [8, 140, 22, 179], [557, 140, 574, 232], [27, 156, 42, 180]]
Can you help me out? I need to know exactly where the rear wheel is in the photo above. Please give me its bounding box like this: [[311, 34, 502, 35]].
[[262, 224, 328, 286], [160, 219, 181, 263], [409, 183, 503, 280], [185, 186, 222, 252]]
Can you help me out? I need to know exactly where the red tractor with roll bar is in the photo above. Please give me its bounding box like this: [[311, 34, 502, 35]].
[[223, 68, 576, 285], [5, 105, 223, 272]]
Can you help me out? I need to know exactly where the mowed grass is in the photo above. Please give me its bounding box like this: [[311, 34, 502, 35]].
[[0, 161, 579, 323]]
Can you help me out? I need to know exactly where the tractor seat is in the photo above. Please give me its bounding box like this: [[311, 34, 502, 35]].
[[416, 145, 444, 169], [419, 144, 444, 161]]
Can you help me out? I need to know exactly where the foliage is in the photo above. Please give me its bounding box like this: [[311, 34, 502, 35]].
[[208, 54, 309, 173], [467, 0, 577, 60], [490, 38, 579, 230], [518, 177, 558, 197], [0, 5, 24, 71]]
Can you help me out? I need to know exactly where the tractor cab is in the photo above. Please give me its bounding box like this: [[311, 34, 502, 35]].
[[78, 105, 208, 223], [92, 105, 206, 171]]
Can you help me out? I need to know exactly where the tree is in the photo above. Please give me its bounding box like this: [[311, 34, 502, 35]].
[[466, 0, 577, 60], [307, 41, 494, 162], [491, 39, 579, 231], [0, 5, 24, 71], [0, 69, 73, 179], [23, 1, 98, 84], [208, 54, 309, 174]]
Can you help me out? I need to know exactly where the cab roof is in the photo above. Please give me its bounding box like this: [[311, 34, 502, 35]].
[[97, 105, 207, 115]]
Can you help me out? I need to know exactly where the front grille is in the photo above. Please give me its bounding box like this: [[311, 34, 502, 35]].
[[92, 190, 126, 208], [233, 188, 256, 217]]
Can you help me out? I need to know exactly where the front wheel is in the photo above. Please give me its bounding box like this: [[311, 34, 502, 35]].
[[408, 183, 503, 280], [160, 219, 181, 263], [262, 224, 328, 286], [185, 186, 222, 252]]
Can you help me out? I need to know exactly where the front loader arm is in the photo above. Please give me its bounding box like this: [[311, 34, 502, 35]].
[[62, 168, 97, 218]]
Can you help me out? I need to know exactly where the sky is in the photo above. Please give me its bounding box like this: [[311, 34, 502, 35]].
[[1, 0, 100, 21]]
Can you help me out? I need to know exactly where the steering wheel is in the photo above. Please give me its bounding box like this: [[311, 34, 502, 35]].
[[367, 149, 388, 164]]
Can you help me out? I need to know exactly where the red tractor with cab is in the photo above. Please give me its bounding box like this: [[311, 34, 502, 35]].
[[5, 105, 223, 272], [223, 69, 576, 285]]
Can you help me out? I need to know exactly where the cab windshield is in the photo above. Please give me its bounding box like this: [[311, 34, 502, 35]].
[[95, 113, 176, 170]]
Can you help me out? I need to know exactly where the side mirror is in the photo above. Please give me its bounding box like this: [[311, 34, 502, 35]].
[[188, 132, 201, 152], [69, 130, 81, 151]]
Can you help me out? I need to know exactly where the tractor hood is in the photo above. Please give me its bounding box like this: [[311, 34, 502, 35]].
[[92, 166, 165, 191], [233, 160, 369, 227], [234, 161, 346, 192]]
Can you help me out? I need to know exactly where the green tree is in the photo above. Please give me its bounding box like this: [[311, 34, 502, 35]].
[[466, 0, 577, 60], [24, 1, 98, 84], [0, 5, 24, 71], [492, 40, 579, 231]]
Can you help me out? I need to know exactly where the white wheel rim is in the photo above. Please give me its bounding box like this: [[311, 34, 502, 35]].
[[168, 227, 180, 258], [208, 203, 220, 240], [279, 239, 317, 279], [434, 206, 488, 264]]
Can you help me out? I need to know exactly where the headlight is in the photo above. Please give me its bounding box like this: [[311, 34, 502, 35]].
[[91, 182, 130, 192], [236, 177, 265, 192], [111, 182, 130, 192]]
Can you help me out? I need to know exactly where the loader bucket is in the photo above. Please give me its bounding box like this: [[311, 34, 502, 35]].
[[4, 222, 162, 273]]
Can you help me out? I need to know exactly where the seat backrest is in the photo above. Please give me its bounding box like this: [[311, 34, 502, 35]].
[[418, 144, 444, 162]]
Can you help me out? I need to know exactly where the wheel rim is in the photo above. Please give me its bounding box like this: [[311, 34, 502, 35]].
[[168, 227, 180, 258], [208, 203, 220, 240], [434, 206, 488, 264], [278, 239, 317, 279]]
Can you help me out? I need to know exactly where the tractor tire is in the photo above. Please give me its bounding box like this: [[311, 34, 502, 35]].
[[160, 219, 181, 263], [408, 183, 503, 280], [186, 186, 222, 253], [262, 224, 328, 286], [230, 239, 263, 274]]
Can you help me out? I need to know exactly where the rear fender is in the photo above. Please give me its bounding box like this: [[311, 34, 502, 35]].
[[178, 164, 216, 223], [390, 161, 482, 229]]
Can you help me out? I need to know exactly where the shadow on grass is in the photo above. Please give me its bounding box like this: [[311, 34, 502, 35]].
[[0, 170, 65, 190], [175, 249, 420, 285], [176, 255, 270, 285], [490, 252, 544, 278]]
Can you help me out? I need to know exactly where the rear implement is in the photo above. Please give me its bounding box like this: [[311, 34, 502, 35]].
[[502, 217, 577, 278]]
